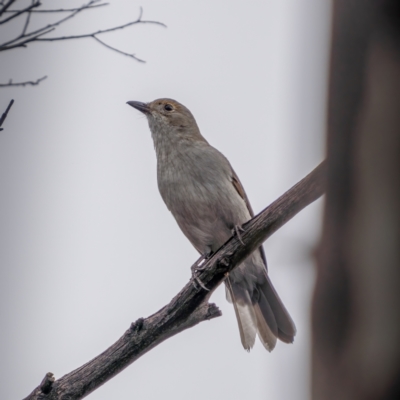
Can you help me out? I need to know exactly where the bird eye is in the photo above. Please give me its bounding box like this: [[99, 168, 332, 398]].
[[164, 104, 173, 111]]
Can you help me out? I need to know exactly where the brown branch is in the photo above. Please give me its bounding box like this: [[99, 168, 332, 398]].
[[0, 75, 47, 87], [22, 161, 327, 400], [0, 98, 14, 130]]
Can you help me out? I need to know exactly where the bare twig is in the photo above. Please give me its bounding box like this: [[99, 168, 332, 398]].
[[4, 3, 108, 13], [0, 0, 40, 25], [0, 0, 16, 18], [0, 1, 102, 49], [22, 161, 326, 400], [92, 35, 145, 62], [0, 2, 165, 51], [0, 1, 165, 82], [33, 14, 166, 42], [21, 1, 35, 36], [0, 98, 14, 131], [0, 75, 47, 87]]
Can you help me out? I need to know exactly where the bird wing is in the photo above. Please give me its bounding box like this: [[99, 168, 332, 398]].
[[230, 168, 268, 269]]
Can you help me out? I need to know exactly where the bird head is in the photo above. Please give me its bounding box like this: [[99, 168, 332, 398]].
[[127, 98, 206, 143]]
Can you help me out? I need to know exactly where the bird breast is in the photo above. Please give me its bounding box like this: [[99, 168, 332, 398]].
[[155, 141, 251, 252]]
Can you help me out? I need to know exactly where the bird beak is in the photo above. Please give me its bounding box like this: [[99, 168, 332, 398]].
[[127, 101, 151, 115]]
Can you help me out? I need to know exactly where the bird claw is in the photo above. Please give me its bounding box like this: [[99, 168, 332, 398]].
[[232, 225, 245, 245], [190, 252, 212, 291], [192, 275, 210, 291], [190, 254, 206, 274]]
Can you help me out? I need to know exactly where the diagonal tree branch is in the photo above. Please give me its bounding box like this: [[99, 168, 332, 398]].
[[92, 35, 145, 62], [0, 98, 14, 131], [22, 161, 327, 400]]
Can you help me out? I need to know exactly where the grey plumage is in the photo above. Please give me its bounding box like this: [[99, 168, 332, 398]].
[[127, 98, 296, 351]]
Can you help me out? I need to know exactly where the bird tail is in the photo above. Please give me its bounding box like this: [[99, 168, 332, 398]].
[[225, 274, 296, 351]]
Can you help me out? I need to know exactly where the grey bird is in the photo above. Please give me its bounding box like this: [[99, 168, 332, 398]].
[[127, 98, 296, 351]]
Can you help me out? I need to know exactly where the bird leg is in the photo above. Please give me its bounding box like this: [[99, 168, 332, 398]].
[[191, 250, 213, 291], [232, 225, 245, 245], [190, 254, 206, 274]]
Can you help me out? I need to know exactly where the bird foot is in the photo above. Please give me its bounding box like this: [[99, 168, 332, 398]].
[[190, 252, 212, 291], [190, 254, 206, 274], [232, 225, 245, 245], [192, 275, 210, 291]]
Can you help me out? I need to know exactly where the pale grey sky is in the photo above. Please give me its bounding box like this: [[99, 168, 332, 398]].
[[0, 1, 330, 399]]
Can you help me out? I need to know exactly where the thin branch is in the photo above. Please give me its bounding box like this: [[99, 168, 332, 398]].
[[0, 75, 47, 87], [29, 0, 100, 34], [0, 2, 165, 85], [22, 161, 327, 400], [93, 35, 145, 62], [0, 0, 40, 25], [21, 1, 35, 36], [34, 16, 166, 42], [4, 27, 56, 49], [0, 3, 165, 52], [0, 0, 101, 48], [0, 0, 16, 18], [4, 3, 108, 13], [0, 99, 14, 131]]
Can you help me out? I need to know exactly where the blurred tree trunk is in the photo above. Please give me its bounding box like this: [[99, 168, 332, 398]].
[[312, 1, 400, 399]]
